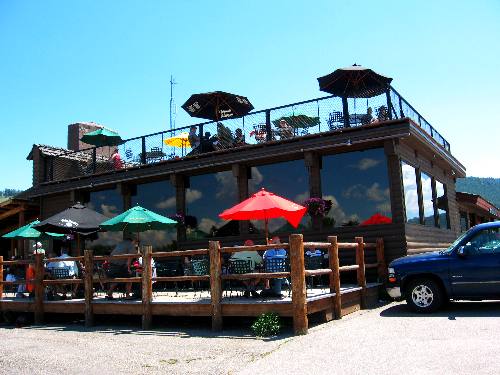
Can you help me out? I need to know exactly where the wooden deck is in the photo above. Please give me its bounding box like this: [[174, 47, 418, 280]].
[[0, 234, 386, 335]]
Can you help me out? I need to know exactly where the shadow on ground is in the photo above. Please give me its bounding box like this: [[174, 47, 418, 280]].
[[380, 301, 500, 319], [0, 313, 293, 341]]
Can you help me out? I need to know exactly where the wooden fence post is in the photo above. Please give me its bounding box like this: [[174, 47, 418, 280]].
[[84, 249, 94, 327], [376, 238, 387, 282], [34, 253, 44, 324], [328, 236, 342, 319], [209, 241, 222, 331], [141, 245, 153, 330], [289, 234, 308, 335], [355, 237, 367, 309], [0, 256, 3, 299]]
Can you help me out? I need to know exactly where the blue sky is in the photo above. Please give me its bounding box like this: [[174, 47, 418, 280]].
[[1, 0, 499, 190]]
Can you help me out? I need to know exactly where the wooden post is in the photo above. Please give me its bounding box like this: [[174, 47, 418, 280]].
[[142, 245, 153, 330], [209, 241, 222, 331], [34, 253, 44, 324], [289, 234, 308, 335], [84, 249, 94, 327], [0, 256, 3, 299], [376, 238, 387, 282], [328, 236, 342, 319], [355, 237, 367, 309]]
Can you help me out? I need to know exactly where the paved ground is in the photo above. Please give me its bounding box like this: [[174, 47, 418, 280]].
[[1, 301, 500, 374]]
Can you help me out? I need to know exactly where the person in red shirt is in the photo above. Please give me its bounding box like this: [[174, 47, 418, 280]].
[[110, 148, 123, 169]]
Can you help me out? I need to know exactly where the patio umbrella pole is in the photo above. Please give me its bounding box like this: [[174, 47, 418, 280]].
[[265, 217, 269, 245]]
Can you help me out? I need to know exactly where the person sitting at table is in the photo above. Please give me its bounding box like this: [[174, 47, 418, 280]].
[[278, 119, 293, 139], [233, 128, 246, 147], [230, 239, 263, 298], [46, 247, 80, 298], [188, 125, 200, 150], [109, 148, 124, 170], [200, 132, 216, 153], [361, 107, 375, 125], [105, 236, 138, 300], [261, 236, 287, 298], [376, 105, 389, 122]]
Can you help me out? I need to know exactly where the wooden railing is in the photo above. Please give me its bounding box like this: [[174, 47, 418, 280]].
[[0, 234, 386, 335]]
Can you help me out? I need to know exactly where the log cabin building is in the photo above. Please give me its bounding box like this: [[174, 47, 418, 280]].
[[4, 84, 471, 262]]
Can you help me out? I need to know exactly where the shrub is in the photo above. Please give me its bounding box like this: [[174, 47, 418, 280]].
[[251, 312, 281, 337]]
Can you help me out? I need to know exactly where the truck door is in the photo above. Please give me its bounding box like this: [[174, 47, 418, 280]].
[[449, 227, 500, 298]]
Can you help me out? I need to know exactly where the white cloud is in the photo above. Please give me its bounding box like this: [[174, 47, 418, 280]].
[[198, 217, 218, 234], [186, 189, 202, 204], [294, 191, 310, 205], [155, 196, 176, 210], [342, 182, 389, 202], [376, 202, 392, 214], [101, 204, 118, 218], [249, 167, 264, 192], [350, 158, 381, 171], [322, 195, 359, 226], [215, 171, 237, 200]]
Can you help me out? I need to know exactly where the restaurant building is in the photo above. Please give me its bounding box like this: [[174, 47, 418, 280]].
[[7, 72, 467, 262]]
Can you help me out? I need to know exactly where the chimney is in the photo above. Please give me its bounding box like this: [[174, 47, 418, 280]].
[[68, 122, 104, 151]]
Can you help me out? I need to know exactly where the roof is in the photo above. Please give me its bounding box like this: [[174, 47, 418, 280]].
[[456, 191, 500, 218], [26, 144, 108, 163]]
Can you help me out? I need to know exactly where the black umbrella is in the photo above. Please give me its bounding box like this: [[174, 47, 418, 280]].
[[317, 64, 392, 98], [181, 91, 254, 121], [34, 203, 108, 234], [34, 203, 109, 255]]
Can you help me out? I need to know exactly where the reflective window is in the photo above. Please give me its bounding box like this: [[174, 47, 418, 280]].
[[131, 180, 177, 250], [186, 171, 237, 239], [466, 227, 500, 255], [421, 173, 434, 227], [401, 162, 420, 224], [435, 180, 449, 229], [249, 159, 309, 234], [321, 149, 391, 227], [86, 187, 124, 253]]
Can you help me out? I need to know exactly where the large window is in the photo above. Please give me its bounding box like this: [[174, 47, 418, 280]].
[[249, 159, 309, 234], [131, 180, 177, 250], [401, 162, 420, 224], [421, 172, 434, 227], [86, 187, 123, 253], [435, 180, 449, 229], [186, 171, 237, 239], [321, 149, 391, 227]]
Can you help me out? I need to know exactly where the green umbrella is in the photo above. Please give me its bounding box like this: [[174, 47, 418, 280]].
[[272, 114, 320, 129], [2, 220, 65, 239], [99, 205, 177, 242], [80, 128, 123, 147]]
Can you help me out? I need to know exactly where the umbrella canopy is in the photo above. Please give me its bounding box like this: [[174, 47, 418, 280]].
[[164, 132, 191, 148], [182, 91, 254, 121], [360, 213, 392, 226], [34, 203, 109, 234], [2, 220, 65, 239], [219, 188, 307, 242], [80, 128, 123, 147], [317, 64, 392, 98], [99, 205, 177, 233], [272, 114, 320, 129]]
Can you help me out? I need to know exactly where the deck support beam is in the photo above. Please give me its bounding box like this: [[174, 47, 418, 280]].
[[355, 237, 367, 309], [328, 236, 342, 319], [209, 241, 222, 331], [290, 234, 308, 335], [34, 253, 44, 324], [84, 249, 94, 327], [142, 245, 153, 330]]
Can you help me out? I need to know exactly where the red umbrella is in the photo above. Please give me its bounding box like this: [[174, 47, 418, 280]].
[[219, 188, 307, 243], [360, 213, 392, 226]]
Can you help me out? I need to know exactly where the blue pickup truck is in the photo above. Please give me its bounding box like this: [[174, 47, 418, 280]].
[[386, 221, 500, 312]]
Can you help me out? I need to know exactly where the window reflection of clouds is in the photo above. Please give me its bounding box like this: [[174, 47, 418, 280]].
[[130, 180, 177, 249], [401, 162, 420, 223], [435, 180, 449, 229], [421, 173, 434, 226], [322, 149, 392, 227], [249, 160, 310, 233], [186, 171, 237, 238]]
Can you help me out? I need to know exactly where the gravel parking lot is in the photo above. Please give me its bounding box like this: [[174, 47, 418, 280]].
[[1, 301, 500, 374]]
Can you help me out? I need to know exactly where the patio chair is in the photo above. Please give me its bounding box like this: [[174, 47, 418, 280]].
[[327, 111, 344, 131], [190, 259, 209, 297], [304, 256, 323, 294], [264, 257, 291, 297], [155, 259, 182, 296], [226, 259, 252, 297]]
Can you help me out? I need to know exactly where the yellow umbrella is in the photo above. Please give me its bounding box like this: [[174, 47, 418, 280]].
[[163, 132, 191, 156]]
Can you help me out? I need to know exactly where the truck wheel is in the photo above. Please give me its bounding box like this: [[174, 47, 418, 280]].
[[405, 278, 443, 313]]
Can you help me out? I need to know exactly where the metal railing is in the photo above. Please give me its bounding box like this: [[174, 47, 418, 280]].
[[45, 87, 450, 183]]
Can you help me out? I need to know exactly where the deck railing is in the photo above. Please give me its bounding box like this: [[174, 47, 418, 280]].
[[43, 87, 450, 183], [0, 234, 385, 335]]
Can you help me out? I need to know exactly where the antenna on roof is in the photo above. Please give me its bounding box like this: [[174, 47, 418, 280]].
[[169, 75, 178, 131]]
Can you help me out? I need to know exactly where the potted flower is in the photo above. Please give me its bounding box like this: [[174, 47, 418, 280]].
[[303, 197, 332, 218]]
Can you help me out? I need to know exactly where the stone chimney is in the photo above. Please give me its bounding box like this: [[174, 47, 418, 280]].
[[67, 122, 104, 151]]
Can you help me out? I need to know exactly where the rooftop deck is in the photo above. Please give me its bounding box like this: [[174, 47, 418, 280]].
[[41, 86, 450, 185]]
